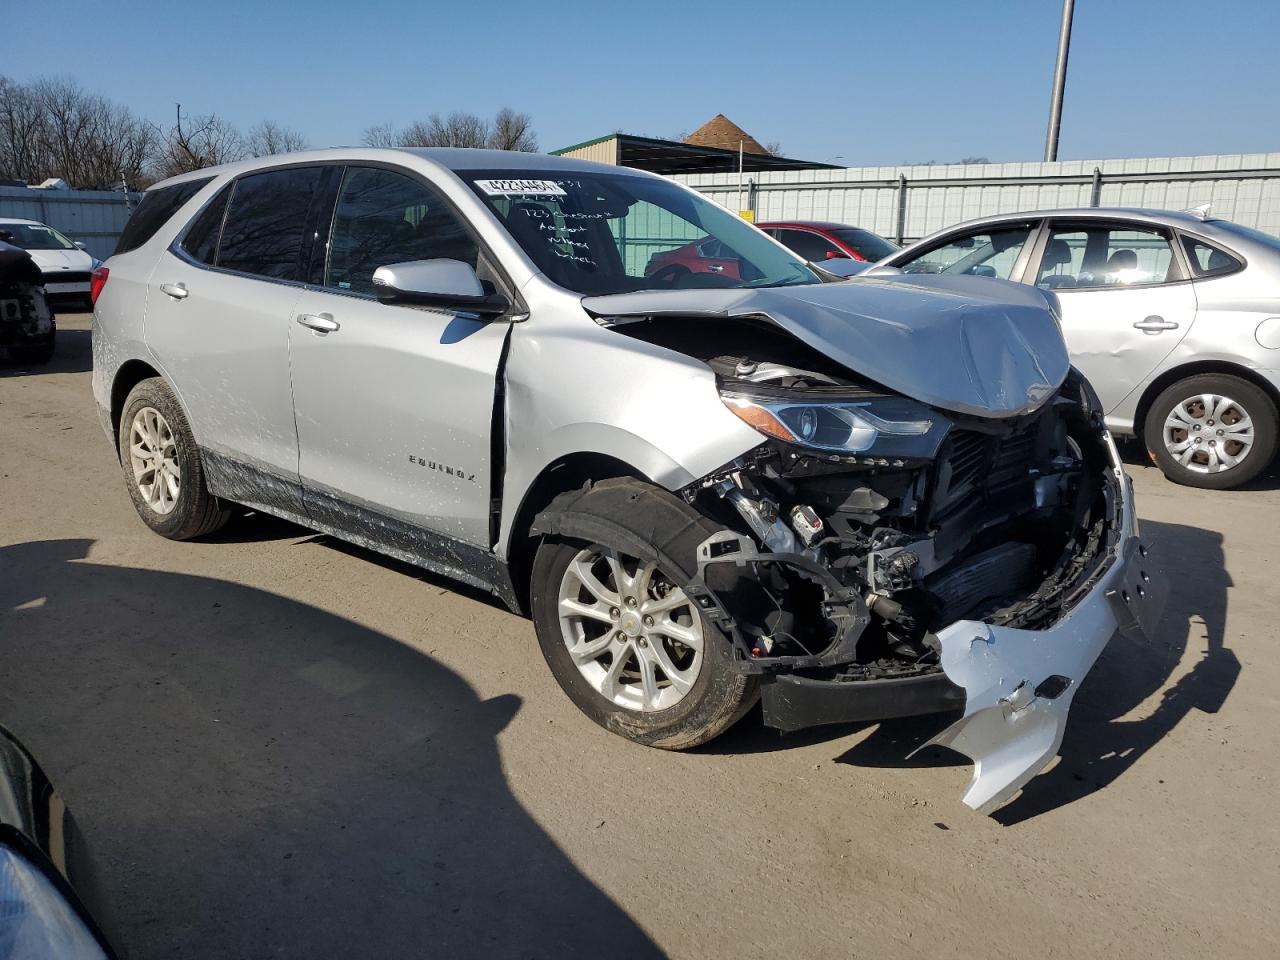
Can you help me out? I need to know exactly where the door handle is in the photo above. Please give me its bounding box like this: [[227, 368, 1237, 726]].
[[296, 313, 340, 335], [1133, 316, 1179, 334], [159, 282, 188, 300], [707, 264, 725, 273]]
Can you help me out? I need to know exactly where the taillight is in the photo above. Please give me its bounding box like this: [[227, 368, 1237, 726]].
[[89, 266, 109, 305]]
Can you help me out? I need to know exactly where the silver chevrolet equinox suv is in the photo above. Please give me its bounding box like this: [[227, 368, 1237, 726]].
[[92, 149, 1166, 812]]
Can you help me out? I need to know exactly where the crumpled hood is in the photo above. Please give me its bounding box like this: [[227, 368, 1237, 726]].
[[583, 274, 1070, 418]]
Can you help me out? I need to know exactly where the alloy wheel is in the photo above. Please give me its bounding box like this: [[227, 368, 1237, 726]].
[[557, 546, 704, 712], [128, 406, 181, 514]]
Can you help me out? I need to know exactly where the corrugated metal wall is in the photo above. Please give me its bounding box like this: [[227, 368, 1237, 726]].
[[557, 138, 620, 166], [676, 153, 1280, 242], [0, 186, 141, 259]]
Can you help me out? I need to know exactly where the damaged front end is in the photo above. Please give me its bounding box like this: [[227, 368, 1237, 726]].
[[590, 281, 1167, 813], [0, 239, 54, 353]]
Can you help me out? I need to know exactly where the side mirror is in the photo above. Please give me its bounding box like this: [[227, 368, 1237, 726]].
[[74, 241, 87, 250], [372, 259, 510, 317]]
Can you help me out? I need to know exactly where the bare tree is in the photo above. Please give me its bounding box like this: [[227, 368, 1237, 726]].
[[361, 122, 399, 147], [0, 77, 154, 188], [763, 141, 784, 157], [488, 108, 537, 152], [400, 112, 491, 148], [152, 104, 245, 179], [0, 76, 50, 183], [246, 120, 308, 157]]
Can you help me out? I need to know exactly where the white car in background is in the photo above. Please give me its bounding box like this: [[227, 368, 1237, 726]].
[[0, 218, 98, 309]]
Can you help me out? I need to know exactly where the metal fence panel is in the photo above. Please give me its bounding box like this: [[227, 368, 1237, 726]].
[[677, 153, 1280, 244], [0, 186, 140, 260]]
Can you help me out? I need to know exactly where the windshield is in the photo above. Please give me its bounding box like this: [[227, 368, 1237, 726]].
[[463, 170, 819, 295], [830, 227, 899, 261], [0, 223, 78, 251]]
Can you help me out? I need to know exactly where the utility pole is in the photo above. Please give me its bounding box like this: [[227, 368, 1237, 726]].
[[1043, 0, 1076, 162]]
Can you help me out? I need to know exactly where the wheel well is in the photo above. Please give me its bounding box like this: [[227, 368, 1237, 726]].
[[504, 452, 641, 613], [110, 359, 161, 436], [1133, 361, 1280, 445]]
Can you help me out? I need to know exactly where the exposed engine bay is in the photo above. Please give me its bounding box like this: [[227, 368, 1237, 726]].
[[612, 313, 1121, 686]]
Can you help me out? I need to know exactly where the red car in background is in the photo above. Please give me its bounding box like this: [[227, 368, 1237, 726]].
[[761, 221, 900, 263], [644, 220, 898, 283]]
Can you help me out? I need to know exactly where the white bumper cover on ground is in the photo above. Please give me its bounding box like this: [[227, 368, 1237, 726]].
[[923, 468, 1167, 814]]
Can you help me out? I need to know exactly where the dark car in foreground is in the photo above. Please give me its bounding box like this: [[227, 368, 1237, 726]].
[[0, 237, 56, 365], [0, 725, 121, 958]]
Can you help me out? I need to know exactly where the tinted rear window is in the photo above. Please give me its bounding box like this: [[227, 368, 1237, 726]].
[[114, 178, 212, 255], [180, 185, 232, 266], [216, 167, 324, 281]]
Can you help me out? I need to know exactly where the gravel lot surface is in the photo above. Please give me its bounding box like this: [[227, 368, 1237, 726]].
[[2, 313, 1276, 958]]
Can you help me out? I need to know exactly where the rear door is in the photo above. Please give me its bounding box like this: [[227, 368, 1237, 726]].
[[1029, 220, 1196, 413], [288, 164, 512, 549], [145, 165, 331, 512]]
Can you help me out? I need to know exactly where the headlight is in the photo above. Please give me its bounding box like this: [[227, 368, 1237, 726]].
[[722, 394, 934, 453], [0, 843, 108, 959]]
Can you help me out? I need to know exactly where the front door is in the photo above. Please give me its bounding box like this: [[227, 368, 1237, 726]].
[[288, 165, 511, 550], [1031, 221, 1197, 414]]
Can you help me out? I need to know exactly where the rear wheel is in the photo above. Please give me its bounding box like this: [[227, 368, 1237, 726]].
[[530, 484, 757, 749], [1144, 373, 1277, 489], [118, 377, 231, 539]]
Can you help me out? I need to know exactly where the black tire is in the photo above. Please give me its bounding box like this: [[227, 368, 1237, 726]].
[[1144, 373, 1278, 489], [8, 322, 55, 365], [530, 482, 757, 750], [117, 377, 231, 539]]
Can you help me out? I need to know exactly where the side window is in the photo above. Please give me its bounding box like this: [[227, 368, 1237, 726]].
[[777, 229, 844, 262], [180, 185, 231, 266], [1038, 225, 1177, 290], [697, 237, 726, 258], [1181, 235, 1243, 278], [114, 177, 212, 255], [326, 167, 479, 295], [217, 166, 325, 281], [901, 226, 1032, 279]]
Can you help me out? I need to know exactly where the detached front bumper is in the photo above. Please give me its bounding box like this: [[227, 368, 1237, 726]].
[[925, 469, 1166, 813], [704, 449, 1166, 814]]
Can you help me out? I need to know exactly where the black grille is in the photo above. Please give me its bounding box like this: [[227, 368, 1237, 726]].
[[934, 428, 1038, 514], [42, 270, 91, 284], [944, 430, 988, 492]]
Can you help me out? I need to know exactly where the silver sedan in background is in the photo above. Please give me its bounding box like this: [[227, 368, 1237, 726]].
[[875, 209, 1280, 489]]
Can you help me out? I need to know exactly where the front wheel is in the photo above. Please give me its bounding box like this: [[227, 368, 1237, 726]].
[[530, 485, 757, 749], [1144, 373, 1277, 489]]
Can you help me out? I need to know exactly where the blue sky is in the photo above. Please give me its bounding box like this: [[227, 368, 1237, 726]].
[[6, 0, 1278, 165]]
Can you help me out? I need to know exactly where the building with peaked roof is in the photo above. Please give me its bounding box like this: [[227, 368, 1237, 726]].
[[552, 119, 831, 176], [682, 114, 769, 156]]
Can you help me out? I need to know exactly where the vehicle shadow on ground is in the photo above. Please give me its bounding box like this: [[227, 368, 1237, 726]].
[[0, 539, 662, 960], [0, 325, 92, 376], [710, 520, 1239, 823]]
